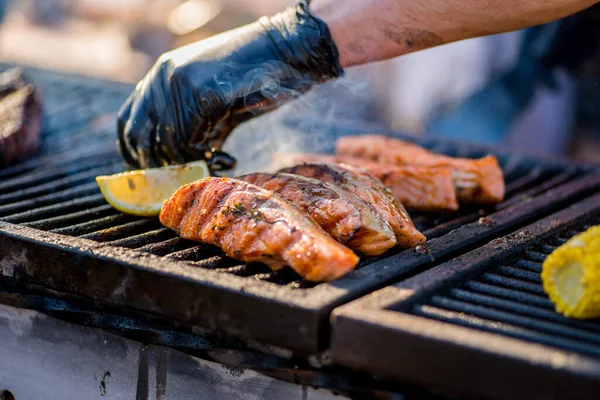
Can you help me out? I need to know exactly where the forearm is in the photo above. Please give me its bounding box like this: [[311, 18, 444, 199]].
[[310, 0, 599, 68]]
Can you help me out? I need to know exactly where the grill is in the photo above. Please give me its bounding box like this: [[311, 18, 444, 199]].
[[1, 66, 600, 356], [330, 192, 600, 400]]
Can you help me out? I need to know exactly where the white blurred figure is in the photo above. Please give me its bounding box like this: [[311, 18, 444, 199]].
[[364, 32, 523, 133]]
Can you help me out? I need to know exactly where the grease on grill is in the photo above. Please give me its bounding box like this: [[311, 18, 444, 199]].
[[478, 217, 497, 227], [414, 245, 430, 255]]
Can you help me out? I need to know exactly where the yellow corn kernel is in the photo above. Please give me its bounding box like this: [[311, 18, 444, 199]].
[[542, 225, 600, 319]]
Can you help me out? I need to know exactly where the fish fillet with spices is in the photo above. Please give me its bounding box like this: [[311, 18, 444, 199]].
[[273, 152, 458, 211], [336, 134, 505, 204], [159, 177, 359, 282], [279, 163, 426, 248], [240, 172, 396, 256]]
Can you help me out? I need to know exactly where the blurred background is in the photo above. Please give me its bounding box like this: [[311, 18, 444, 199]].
[[1, 0, 599, 163]]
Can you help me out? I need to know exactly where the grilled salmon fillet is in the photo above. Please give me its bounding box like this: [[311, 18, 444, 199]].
[[336, 134, 505, 205], [273, 153, 458, 211], [279, 163, 426, 248], [239, 172, 396, 256], [160, 177, 359, 282]]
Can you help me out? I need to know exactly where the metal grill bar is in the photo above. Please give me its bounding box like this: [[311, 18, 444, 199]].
[[45, 113, 115, 141], [0, 166, 118, 207], [135, 237, 196, 256], [494, 266, 542, 282], [166, 245, 220, 261], [499, 169, 577, 209], [449, 289, 560, 323], [0, 143, 117, 179], [51, 214, 137, 236], [429, 296, 600, 345], [449, 288, 600, 333], [0, 159, 121, 196], [0, 182, 98, 217], [220, 264, 257, 276], [187, 255, 245, 270], [478, 273, 546, 295], [44, 126, 115, 154], [104, 228, 175, 249], [504, 165, 545, 195], [330, 194, 600, 400], [463, 281, 553, 308], [418, 213, 480, 239], [4, 194, 109, 224], [23, 204, 117, 230], [79, 219, 161, 242], [413, 304, 600, 357], [513, 258, 543, 272]]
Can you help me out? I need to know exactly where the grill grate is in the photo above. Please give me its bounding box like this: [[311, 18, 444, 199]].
[[1, 66, 600, 354], [413, 216, 600, 358], [330, 193, 600, 400]]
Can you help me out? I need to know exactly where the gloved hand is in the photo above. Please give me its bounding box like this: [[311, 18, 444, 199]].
[[117, 0, 343, 171]]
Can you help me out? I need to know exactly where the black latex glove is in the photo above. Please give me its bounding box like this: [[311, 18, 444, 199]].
[[117, 0, 342, 171]]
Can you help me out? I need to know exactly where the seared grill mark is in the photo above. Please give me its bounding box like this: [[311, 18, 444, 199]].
[[280, 163, 426, 248], [239, 172, 396, 256], [160, 177, 359, 282], [199, 181, 237, 233]]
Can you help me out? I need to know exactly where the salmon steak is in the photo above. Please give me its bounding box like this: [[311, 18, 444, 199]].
[[239, 172, 397, 256], [279, 163, 426, 248], [273, 153, 459, 211], [159, 177, 359, 282], [336, 134, 505, 205]]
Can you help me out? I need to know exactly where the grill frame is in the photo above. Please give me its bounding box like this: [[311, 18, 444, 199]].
[[2, 65, 600, 355], [2, 173, 600, 354], [330, 192, 600, 400]]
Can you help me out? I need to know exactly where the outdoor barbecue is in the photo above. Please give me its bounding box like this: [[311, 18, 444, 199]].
[[1, 0, 600, 398], [1, 65, 599, 399]]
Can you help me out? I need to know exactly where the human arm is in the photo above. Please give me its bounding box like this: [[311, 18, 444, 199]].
[[117, 0, 599, 170], [311, 0, 600, 67]]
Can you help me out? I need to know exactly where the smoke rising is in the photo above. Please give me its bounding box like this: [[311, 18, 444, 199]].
[[220, 63, 388, 175]]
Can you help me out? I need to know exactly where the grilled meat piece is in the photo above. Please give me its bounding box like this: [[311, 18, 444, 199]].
[[240, 172, 396, 256], [336, 134, 505, 205], [374, 165, 457, 212], [160, 177, 359, 282], [0, 68, 42, 168], [279, 163, 426, 248], [273, 153, 459, 211]]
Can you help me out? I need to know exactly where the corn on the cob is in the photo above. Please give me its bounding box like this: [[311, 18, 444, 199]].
[[542, 225, 600, 319]]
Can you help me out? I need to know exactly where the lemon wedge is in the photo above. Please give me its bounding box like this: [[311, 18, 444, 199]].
[[96, 161, 210, 217]]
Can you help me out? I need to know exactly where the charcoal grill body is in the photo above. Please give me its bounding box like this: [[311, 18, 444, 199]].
[[1, 65, 600, 400], [0, 65, 599, 356], [0, 302, 345, 400]]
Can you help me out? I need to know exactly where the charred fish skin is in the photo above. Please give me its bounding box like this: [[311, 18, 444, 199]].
[[279, 163, 426, 248], [159, 177, 359, 282], [239, 172, 397, 256], [272, 152, 459, 211]]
